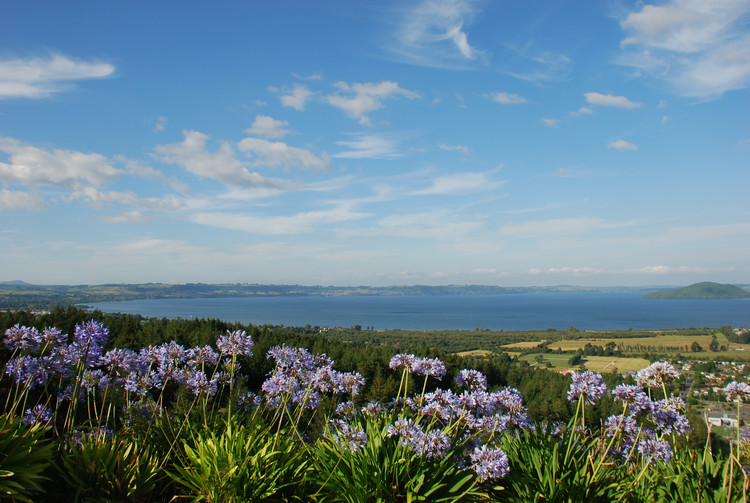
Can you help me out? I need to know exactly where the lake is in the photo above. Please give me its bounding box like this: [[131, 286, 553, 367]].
[[86, 293, 750, 331]]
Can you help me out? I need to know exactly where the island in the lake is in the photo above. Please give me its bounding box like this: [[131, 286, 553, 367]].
[[643, 281, 750, 299]]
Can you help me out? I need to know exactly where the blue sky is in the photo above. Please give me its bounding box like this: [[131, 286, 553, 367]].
[[1, 0, 748, 287]]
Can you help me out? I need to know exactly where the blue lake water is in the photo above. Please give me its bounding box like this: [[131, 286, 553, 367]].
[[86, 293, 750, 331]]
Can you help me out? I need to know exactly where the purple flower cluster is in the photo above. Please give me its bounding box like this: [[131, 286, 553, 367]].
[[262, 344, 365, 410], [216, 330, 254, 357], [22, 404, 52, 426], [605, 379, 689, 465], [567, 371, 607, 405], [328, 419, 367, 453], [389, 353, 446, 379], [635, 361, 680, 388], [386, 418, 450, 459], [455, 369, 488, 391], [724, 381, 750, 402], [469, 445, 510, 481]]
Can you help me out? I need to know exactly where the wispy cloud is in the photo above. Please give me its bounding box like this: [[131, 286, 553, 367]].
[[487, 91, 528, 104], [325, 81, 420, 124], [191, 202, 371, 235], [618, 0, 750, 98], [541, 118, 561, 128], [607, 139, 638, 151], [386, 0, 490, 68], [0, 189, 44, 210], [584, 92, 641, 109], [333, 133, 404, 159], [0, 53, 114, 99], [438, 143, 473, 157], [238, 137, 330, 172], [412, 169, 502, 195]]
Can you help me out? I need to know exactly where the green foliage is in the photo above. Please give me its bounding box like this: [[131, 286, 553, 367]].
[[498, 429, 622, 503], [51, 431, 165, 503], [0, 413, 52, 502], [170, 421, 309, 502], [311, 417, 480, 502], [654, 446, 749, 502]]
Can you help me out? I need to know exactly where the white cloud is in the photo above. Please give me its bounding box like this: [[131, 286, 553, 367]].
[[488, 91, 527, 104], [608, 139, 639, 151], [0, 137, 121, 187], [412, 169, 502, 195], [572, 106, 593, 116], [333, 133, 404, 159], [541, 118, 561, 128], [387, 0, 489, 68], [67, 185, 184, 211], [438, 143, 473, 157], [155, 130, 300, 189], [0, 189, 44, 210], [0, 53, 114, 99], [528, 266, 602, 276], [279, 84, 314, 110], [191, 203, 371, 235], [618, 0, 750, 97], [245, 115, 293, 139], [584, 92, 642, 109], [325, 81, 420, 124], [237, 137, 329, 171], [102, 211, 154, 223], [154, 116, 168, 132]]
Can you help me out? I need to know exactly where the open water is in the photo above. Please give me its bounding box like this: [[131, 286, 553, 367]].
[[86, 293, 750, 331]]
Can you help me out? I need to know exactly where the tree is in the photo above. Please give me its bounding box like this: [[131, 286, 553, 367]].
[[690, 341, 703, 352]]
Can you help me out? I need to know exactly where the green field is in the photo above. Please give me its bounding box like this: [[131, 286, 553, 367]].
[[520, 353, 652, 373]]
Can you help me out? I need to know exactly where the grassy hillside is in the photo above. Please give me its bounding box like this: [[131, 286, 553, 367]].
[[643, 281, 750, 299]]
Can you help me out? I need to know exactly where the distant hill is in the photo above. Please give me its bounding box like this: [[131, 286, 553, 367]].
[[643, 282, 750, 299]]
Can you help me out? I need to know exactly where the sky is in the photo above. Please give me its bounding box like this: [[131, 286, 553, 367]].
[[1, 0, 749, 287]]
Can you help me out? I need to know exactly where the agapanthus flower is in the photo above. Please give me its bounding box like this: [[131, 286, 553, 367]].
[[419, 430, 451, 459], [71, 320, 109, 367], [186, 345, 220, 367], [100, 348, 139, 375], [469, 445, 510, 481], [3, 324, 43, 352], [389, 353, 417, 372], [612, 384, 651, 414], [361, 400, 385, 418], [422, 388, 459, 416], [412, 357, 446, 379], [567, 371, 607, 405], [184, 370, 218, 396], [216, 329, 254, 357], [649, 397, 689, 436], [329, 419, 367, 453], [387, 418, 424, 450], [237, 391, 262, 412], [5, 355, 49, 388], [637, 438, 673, 465], [724, 381, 750, 402], [22, 404, 52, 426], [636, 361, 679, 388], [335, 400, 356, 417], [327, 370, 365, 396], [455, 369, 488, 391]]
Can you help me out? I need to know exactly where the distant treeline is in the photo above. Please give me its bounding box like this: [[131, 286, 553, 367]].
[[0, 281, 650, 311]]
